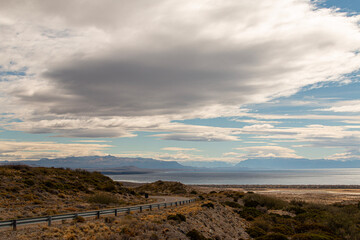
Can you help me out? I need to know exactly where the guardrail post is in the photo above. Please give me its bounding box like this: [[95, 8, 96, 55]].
[[97, 211, 100, 219], [150, 205, 152, 211], [139, 206, 142, 213], [158, 204, 160, 210], [115, 209, 118, 216], [127, 208, 131, 214], [48, 216, 52, 226], [164, 203, 167, 208], [175, 202, 177, 206], [12, 220, 17, 231]]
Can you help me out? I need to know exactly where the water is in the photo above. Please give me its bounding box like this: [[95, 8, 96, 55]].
[[107, 169, 360, 185]]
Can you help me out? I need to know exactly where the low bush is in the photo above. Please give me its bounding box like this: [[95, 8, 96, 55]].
[[201, 202, 214, 209], [246, 226, 266, 238], [238, 207, 263, 221], [224, 201, 242, 208], [244, 194, 287, 210], [256, 233, 288, 240], [73, 216, 85, 223], [271, 224, 294, 235], [87, 193, 119, 205], [186, 229, 207, 240], [167, 213, 186, 222], [291, 233, 332, 240]]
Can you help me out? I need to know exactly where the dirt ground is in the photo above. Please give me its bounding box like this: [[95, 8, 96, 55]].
[[192, 185, 360, 204]]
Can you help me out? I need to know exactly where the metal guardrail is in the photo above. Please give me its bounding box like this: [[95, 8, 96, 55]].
[[0, 198, 196, 230]]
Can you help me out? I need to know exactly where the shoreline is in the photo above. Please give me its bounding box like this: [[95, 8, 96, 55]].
[[118, 181, 360, 189]]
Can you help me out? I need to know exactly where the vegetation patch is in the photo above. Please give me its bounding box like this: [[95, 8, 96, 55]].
[[87, 192, 120, 205], [201, 202, 214, 208], [186, 229, 208, 240], [167, 213, 186, 222], [135, 180, 190, 194]]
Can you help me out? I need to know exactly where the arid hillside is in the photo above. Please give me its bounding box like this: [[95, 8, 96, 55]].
[[0, 165, 151, 220]]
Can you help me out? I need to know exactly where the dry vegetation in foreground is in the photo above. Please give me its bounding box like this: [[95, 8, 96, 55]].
[[7, 189, 360, 240], [2, 199, 250, 240], [2, 166, 360, 240], [200, 190, 360, 240], [0, 165, 153, 220]]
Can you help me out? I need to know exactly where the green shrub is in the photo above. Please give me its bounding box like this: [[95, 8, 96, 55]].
[[256, 233, 288, 240], [271, 224, 294, 235], [246, 226, 266, 238], [287, 205, 306, 215], [224, 201, 242, 208], [190, 190, 198, 195], [244, 194, 287, 210], [186, 229, 207, 240], [238, 207, 263, 221], [291, 233, 332, 240]]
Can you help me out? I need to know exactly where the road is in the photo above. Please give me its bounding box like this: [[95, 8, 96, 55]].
[[0, 196, 195, 230]]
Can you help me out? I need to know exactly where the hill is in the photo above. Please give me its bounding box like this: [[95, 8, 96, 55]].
[[0, 155, 187, 170], [135, 180, 193, 195], [0, 165, 150, 220], [235, 157, 360, 169]]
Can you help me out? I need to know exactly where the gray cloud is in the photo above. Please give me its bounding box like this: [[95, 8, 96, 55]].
[[37, 44, 286, 117]]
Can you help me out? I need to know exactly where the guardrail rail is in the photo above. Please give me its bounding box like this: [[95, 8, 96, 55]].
[[0, 198, 196, 230]]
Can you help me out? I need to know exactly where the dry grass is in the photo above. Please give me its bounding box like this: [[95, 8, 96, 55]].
[[0, 165, 152, 220]]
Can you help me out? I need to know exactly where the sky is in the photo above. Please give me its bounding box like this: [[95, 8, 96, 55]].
[[0, 0, 360, 164]]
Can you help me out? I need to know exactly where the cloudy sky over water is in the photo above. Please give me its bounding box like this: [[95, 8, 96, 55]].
[[0, 0, 360, 163]]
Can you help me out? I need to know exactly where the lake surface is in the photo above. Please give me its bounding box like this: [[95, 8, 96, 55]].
[[107, 169, 360, 185]]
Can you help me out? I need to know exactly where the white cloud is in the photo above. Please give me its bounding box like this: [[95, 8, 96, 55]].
[[0, 0, 359, 139], [162, 147, 199, 151], [73, 140, 111, 143], [320, 100, 360, 112], [235, 145, 302, 159], [0, 140, 112, 161]]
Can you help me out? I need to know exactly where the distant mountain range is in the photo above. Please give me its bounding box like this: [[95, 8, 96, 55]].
[[2, 156, 360, 170], [181, 161, 234, 168], [235, 158, 360, 169], [0, 155, 187, 170]]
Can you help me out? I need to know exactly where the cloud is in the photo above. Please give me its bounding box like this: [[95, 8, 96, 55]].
[[325, 149, 360, 161], [162, 147, 199, 151], [235, 145, 302, 159], [0, 140, 112, 161], [73, 140, 110, 143], [320, 100, 360, 112], [154, 133, 239, 142], [0, 0, 359, 138]]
